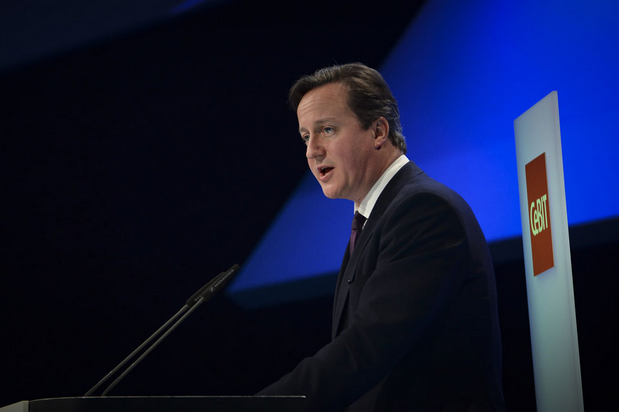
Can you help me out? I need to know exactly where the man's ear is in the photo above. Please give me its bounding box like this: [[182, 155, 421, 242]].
[[373, 117, 390, 150]]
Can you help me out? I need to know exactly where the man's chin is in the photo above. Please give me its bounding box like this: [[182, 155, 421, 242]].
[[320, 186, 339, 200]]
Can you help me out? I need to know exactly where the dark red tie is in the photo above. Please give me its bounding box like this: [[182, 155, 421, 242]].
[[350, 212, 367, 257]]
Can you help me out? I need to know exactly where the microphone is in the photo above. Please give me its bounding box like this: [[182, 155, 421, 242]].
[[186, 263, 239, 307], [84, 264, 240, 397]]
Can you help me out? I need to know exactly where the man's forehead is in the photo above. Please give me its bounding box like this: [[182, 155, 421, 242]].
[[297, 84, 351, 127], [299, 82, 348, 105]]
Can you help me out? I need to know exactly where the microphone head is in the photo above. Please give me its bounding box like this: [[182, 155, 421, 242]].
[[186, 264, 240, 307], [200, 264, 240, 302], [186, 273, 221, 307]]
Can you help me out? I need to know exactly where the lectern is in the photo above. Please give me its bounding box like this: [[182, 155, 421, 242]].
[[0, 396, 305, 412]]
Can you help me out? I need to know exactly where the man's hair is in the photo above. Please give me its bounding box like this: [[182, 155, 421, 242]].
[[288, 62, 407, 154]]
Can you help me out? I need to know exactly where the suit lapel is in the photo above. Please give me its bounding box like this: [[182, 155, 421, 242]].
[[332, 241, 351, 329], [331, 162, 424, 339], [332, 219, 375, 338]]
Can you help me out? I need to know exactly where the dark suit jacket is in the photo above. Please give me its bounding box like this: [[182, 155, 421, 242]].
[[258, 162, 506, 411]]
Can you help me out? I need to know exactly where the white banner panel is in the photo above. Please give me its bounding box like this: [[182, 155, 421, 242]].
[[514, 91, 583, 411]]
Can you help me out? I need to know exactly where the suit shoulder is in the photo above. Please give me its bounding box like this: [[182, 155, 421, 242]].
[[382, 172, 484, 236], [395, 173, 470, 212]]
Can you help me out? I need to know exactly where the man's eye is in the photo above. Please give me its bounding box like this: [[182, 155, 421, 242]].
[[323, 127, 334, 135], [301, 135, 309, 144]]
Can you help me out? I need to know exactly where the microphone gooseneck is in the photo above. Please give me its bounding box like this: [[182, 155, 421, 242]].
[[83, 264, 240, 397]]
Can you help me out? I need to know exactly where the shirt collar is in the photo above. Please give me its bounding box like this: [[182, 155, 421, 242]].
[[355, 154, 409, 219]]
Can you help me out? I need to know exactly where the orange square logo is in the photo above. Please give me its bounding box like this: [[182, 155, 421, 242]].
[[525, 153, 554, 276]]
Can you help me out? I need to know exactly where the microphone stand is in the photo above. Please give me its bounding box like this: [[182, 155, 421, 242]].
[[101, 297, 207, 396], [84, 305, 189, 397], [83, 264, 239, 397]]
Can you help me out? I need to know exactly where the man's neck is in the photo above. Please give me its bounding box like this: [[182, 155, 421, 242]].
[[355, 153, 409, 215], [355, 147, 403, 208]]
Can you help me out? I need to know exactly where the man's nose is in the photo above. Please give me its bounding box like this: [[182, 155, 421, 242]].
[[306, 135, 324, 159]]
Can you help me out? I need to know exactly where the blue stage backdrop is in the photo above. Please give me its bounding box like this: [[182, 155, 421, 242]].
[[228, 0, 619, 308]]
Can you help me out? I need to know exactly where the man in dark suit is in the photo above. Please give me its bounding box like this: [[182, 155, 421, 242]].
[[257, 63, 505, 411]]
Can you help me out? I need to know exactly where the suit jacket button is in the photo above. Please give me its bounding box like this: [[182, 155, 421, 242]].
[[347, 279, 352, 284]]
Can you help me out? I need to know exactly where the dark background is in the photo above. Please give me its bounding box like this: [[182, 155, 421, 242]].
[[1, 1, 617, 411]]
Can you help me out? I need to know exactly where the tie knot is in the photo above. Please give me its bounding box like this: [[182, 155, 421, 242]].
[[351, 212, 366, 232]]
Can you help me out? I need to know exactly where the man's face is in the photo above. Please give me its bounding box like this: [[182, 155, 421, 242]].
[[297, 83, 378, 204]]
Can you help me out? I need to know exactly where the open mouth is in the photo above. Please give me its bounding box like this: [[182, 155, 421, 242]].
[[319, 166, 334, 177]]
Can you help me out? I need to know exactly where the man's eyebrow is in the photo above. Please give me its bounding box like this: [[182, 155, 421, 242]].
[[298, 118, 339, 134]]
